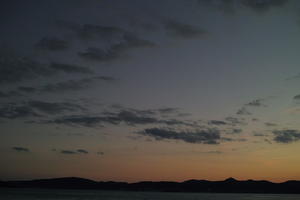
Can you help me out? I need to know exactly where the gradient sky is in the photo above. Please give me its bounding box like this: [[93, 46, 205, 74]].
[[1, 0, 300, 183]]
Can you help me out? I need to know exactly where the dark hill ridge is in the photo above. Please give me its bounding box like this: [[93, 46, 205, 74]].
[[1, 177, 300, 194]]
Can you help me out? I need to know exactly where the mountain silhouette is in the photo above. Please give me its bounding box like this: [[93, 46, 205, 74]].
[[1, 177, 300, 194]]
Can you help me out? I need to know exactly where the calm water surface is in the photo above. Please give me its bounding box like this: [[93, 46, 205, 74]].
[[1, 188, 300, 200]]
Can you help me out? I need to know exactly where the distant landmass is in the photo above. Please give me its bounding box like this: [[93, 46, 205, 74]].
[[1, 177, 300, 194]]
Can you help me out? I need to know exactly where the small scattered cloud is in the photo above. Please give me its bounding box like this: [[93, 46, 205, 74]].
[[0, 50, 99, 85], [12, 147, 30, 152], [225, 116, 246, 125], [253, 132, 267, 137], [55, 21, 125, 41], [49, 62, 93, 74], [208, 120, 227, 126], [38, 76, 116, 93], [77, 149, 89, 154], [60, 150, 77, 154], [49, 108, 198, 128], [264, 139, 272, 144], [18, 87, 37, 93], [241, 0, 289, 13], [35, 37, 69, 51], [78, 34, 156, 62], [198, 0, 289, 14], [228, 128, 243, 134], [264, 122, 277, 127], [60, 149, 89, 155], [163, 20, 207, 39], [273, 129, 300, 143], [138, 127, 221, 144], [0, 100, 84, 119], [245, 99, 265, 107], [0, 51, 52, 85], [236, 107, 252, 115], [0, 91, 21, 98], [0, 103, 39, 119], [202, 150, 222, 154], [293, 94, 300, 100]]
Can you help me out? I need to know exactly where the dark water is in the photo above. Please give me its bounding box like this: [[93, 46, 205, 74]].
[[1, 188, 300, 200]]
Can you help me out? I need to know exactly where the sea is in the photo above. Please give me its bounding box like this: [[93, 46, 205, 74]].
[[1, 188, 300, 200]]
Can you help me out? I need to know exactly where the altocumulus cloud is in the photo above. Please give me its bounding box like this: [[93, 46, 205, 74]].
[[138, 127, 221, 144]]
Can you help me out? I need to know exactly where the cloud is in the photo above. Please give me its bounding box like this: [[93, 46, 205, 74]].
[[241, 0, 289, 13], [35, 37, 69, 51], [204, 150, 222, 154], [18, 87, 37, 93], [12, 147, 30, 152], [60, 150, 77, 154], [236, 107, 252, 115], [208, 120, 227, 126], [253, 132, 267, 136], [252, 118, 259, 122], [78, 34, 156, 62], [221, 137, 246, 142], [245, 99, 265, 107], [273, 129, 300, 143], [264, 122, 277, 127], [55, 21, 156, 62], [0, 50, 98, 85], [39, 76, 116, 93], [60, 149, 89, 155], [264, 139, 272, 144], [56, 21, 125, 41], [26, 101, 84, 115], [225, 116, 246, 125], [49, 62, 93, 74], [293, 94, 300, 100], [163, 20, 207, 39], [49, 110, 160, 127], [1, 75, 111, 98], [138, 127, 221, 144], [78, 47, 120, 62], [0, 100, 84, 119], [0, 103, 39, 119], [0, 90, 21, 98], [49, 108, 198, 128], [77, 149, 88, 154], [0, 52, 52, 85], [198, 0, 289, 14], [228, 128, 243, 134]]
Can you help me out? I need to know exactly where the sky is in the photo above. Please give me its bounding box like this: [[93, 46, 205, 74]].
[[1, 0, 300, 183]]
